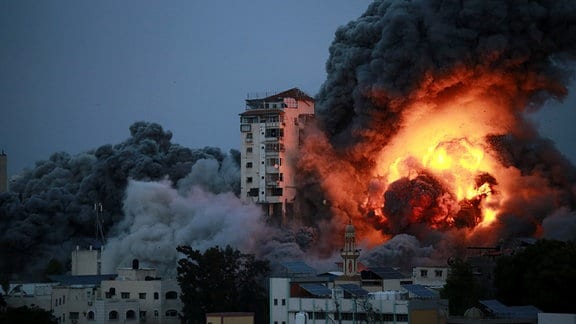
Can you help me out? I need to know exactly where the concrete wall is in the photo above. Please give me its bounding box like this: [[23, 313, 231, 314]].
[[538, 313, 576, 324], [207, 312, 255, 324]]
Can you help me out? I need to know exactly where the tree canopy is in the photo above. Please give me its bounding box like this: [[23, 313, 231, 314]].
[[177, 245, 270, 324], [440, 258, 481, 315], [0, 305, 57, 324], [494, 239, 576, 313]]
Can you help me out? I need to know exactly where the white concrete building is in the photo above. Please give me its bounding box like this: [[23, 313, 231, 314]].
[[240, 88, 314, 224], [98, 262, 181, 324], [4, 247, 182, 324], [71, 245, 102, 276], [49, 260, 181, 324], [412, 266, 449, 289], [2, 282, 57, 310], [270, 223, 448, 324]]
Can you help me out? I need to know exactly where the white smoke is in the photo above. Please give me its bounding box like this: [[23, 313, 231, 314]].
[[102, 179, 266, 276]]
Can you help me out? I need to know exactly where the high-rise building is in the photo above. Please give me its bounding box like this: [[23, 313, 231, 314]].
[[0, 150, 7, 192], [239, 88, 314, 223]]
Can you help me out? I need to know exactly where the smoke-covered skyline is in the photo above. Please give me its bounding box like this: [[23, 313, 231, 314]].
[[1, 0, 576, 179], [2, 0, 576, 280]]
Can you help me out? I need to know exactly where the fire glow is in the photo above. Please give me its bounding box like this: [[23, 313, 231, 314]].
[[300, 0, 576, 262], [301, 71, 555, 249]]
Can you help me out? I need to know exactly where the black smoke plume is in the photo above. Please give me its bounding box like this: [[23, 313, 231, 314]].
[[299, 0, 576, 265], [317, 0, 576, 147], [0, 122, 317, 279], [0, 122, 238, 278]]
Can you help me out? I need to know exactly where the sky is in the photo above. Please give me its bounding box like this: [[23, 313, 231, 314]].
[[1, 0, 575, 178]]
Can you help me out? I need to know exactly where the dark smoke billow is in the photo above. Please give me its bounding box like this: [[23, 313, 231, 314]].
[[317, 0, 576, 146], [0, 122, 315, 279], [298, 0, 576, 265], [0, 123, 217, 277]]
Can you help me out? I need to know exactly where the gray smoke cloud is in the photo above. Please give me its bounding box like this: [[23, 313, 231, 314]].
[[0, 122, 315, 279], [0, 122, 245, 278], [103, 155, 312, 276], [103, 179, 266, 276]]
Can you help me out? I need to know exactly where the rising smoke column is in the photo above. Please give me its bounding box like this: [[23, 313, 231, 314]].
[[0, 122, 242, 278], [103, 159, 310, 276], [299, 0, 576, 264], [0, 121, 315, 279]]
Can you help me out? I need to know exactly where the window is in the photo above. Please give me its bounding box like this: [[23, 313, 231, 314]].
[[268, 158, 281, 167], [248, 188, 259, 197], [246, 133, 253, 139], [246, 177, 253, 183], [420, 269, 428, 277], [266, 173, 283, 183], [165, 291, 178, 300], [139, 311, 147, 320], [246, 162, 253, 168], [274, 299, 278, 305], [109, 311, 119, 320], [166, 309, 178, 317], [106, 287, 116, 298], [139, 293, 146, 299], [270, 188, 283, 196], [265, 143, 284, 152], [265, 128, 283, 138], [246, 147, 253, 153], [241, 116, 257, 123], [126, 310, 136, 320], [396, 314, 409, 321], [62, 296, 65, 304], [154, 292, 159, 300], [240, 124, 251, 132], [154, 310, 159, 317], [312, 312, 325, 320], [121, 292, 130, 299], [281, 299, 286, 306], [435, 269, 443, 277], [69, 312, 79, 320], [87, 311, 95, 320], [382, 314, 394, 321]]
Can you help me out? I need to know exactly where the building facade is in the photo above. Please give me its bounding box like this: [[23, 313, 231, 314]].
[[270, 224, 448, 324], [71, 245, 102, 276], [0, 150, 7, 192], [239, 88, 314, 224], [4, 247, 182, 324]]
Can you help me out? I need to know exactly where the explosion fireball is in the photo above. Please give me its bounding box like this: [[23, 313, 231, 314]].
[[299, 0, 576, 260]]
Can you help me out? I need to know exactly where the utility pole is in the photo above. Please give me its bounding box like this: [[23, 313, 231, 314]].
[[94, 202, 105, 247]]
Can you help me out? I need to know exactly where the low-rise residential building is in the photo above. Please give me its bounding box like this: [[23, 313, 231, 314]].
[[412, 266, 449, 289], [3, 247, 182, 324], [270, 223, 448, 324]]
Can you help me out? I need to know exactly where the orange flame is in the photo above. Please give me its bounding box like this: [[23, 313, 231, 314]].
[[299, 68, 549, 249]]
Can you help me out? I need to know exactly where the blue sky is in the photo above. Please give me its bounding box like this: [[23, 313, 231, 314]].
[[0, 0, 369, 176], [1, 0, 575, 177]]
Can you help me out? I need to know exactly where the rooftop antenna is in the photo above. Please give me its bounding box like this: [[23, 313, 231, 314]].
[[94, 202, 106, 248]]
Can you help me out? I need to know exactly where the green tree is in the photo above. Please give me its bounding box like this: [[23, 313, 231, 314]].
[[177, 245, 270, 324], [440, 258, 480, 315], [494, 239, 576, 313], [0, 305, 57, 324], [44, 258, 64, 280]]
